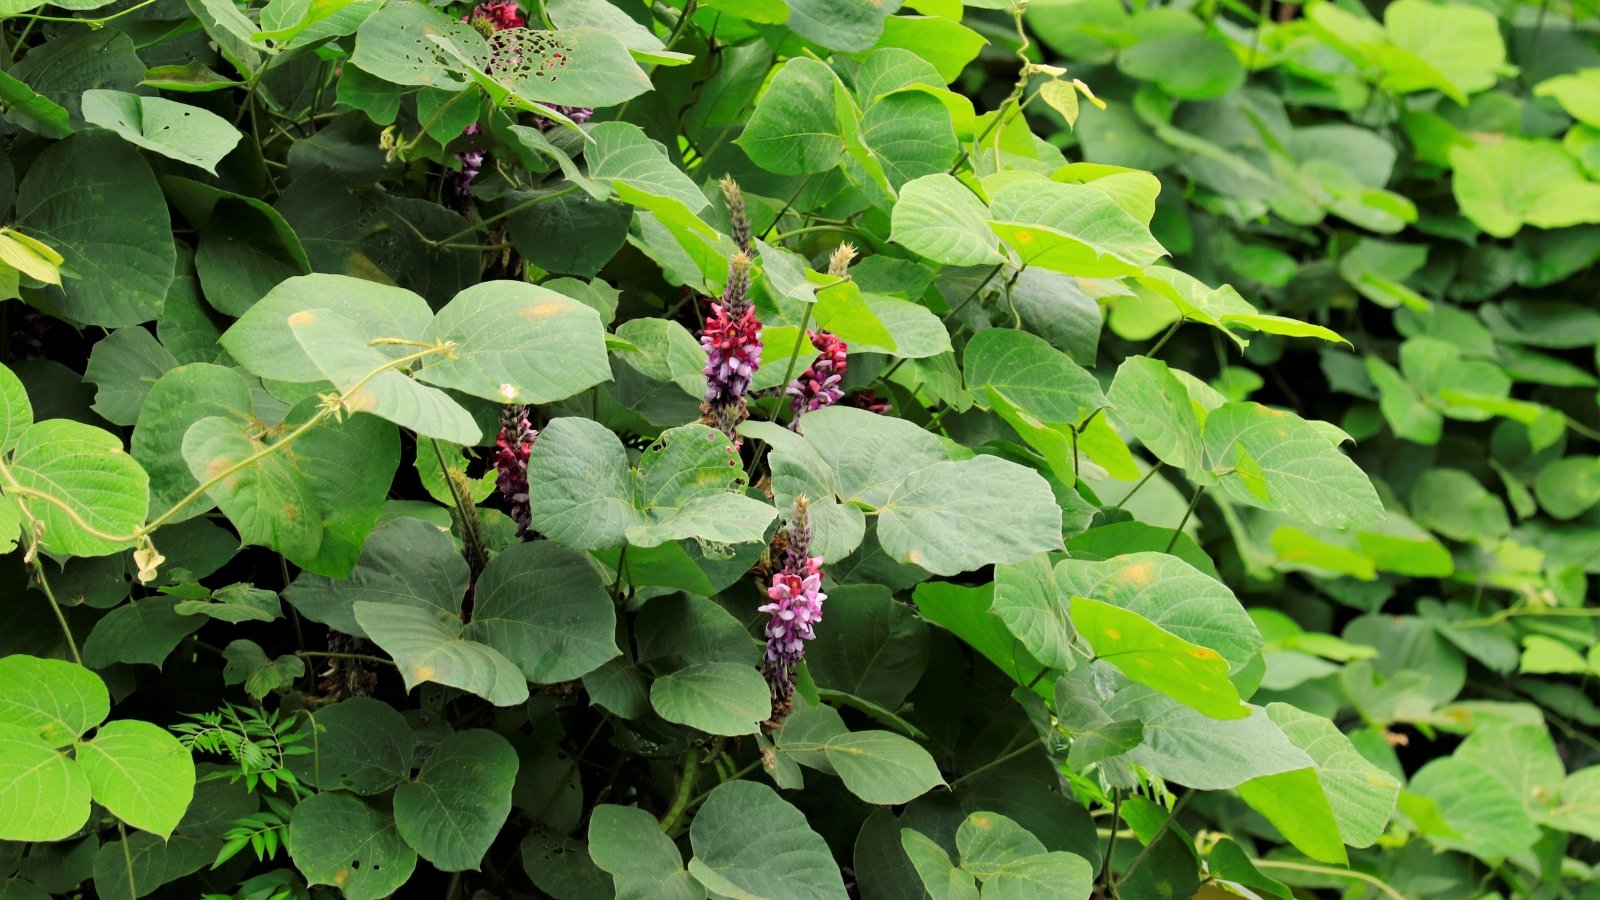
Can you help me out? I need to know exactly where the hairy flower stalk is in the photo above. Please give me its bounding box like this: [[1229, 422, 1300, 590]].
[[720, 174, 752, 254], [700, 250, 759, 440], [760, 497, 825, 701], [493, 404, 537, 536]]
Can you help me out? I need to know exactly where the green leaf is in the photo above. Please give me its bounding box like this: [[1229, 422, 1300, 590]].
[[901, 828, 979, 900], [990, 555, 1074, 671], [0, 723, 90, 842], [163, 178, 312, 318], [1104, 686, 1314, 790], [393, 729, 517, 871], [1107, 356, 1212, 479], [284, 516, 466, 636], [1533, 455, 1600, 520], [1535, 69, 1600, 128], [890, 174, 1004, 266], [349, 1, 478, 89], [8, 419, 148, 557], [0, 655, 108, 747], [738, 58, 845, 175], [1071, 596, 1247, 719], [1407, 755, 1540, 859], [877, 455, 1065, 576], [182, 415, 323, 560], [588, 804, 704, 900], [280, 396, 400, 578], [687, 780, 849, 899], [353, 603, 529, 707], [956, 811, 1094, 899], [286, 790, 417, 900], [0, 68, 73, 138], [288, 307, 481, 444], [133, 364, 255, 523], [81, 597, 204, 669], [419, 281, 611, 405], [1202, 402, 1384, 529], [288, 696, 415, 795], [474, 26, 653, 109], [527, 419, 775, 551], [1236, 768, 1347, 865], [1450, 139, 1600, 238], [75, 719, 195, 839], [782, 724, 945, 804], [1382, 0, 1509, 101], [465, 541, 620, 684], [784, 0, 900, 52], [15, 130, 174, 326], [0, 362, 32, 454], [222, 274, 433, 385], [988, 180, 1165, 278], [860, 90, 959, 190], [219, 638, 304, 697], [1056, 552, 1261, 671], [965, 328, 1105, 425], [91, 830, 214, 900], [83, 327, 179, 427], [1262, 704, 1400, 849], [913, 582, 1046, 685], [80, 90, 241, 174], [650, 662, 770, 736], [587, 121, 707, 212]]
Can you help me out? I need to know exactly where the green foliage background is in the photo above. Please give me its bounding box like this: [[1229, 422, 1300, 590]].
[[0, 0, 1596, 897]]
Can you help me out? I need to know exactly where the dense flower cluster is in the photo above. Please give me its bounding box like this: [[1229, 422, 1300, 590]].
[[849, 388, 892, 415], [466, 0, 524, 35], [787, 331, 847, 426], [700, 178, 760, 441], [760, 497, 824, 701], [493, 404, 537, 536]]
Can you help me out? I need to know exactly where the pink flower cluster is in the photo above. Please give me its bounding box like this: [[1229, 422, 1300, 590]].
[[493, 404, 537, 536], [760, 499, 824, 700], [702, 297, 761, 406], [787, 331, 847, 427], [466, 0, 524, 35]]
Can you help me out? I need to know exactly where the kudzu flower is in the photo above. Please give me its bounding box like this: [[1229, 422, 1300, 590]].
[[445, 124, 487, 212], [719, 174, 751, 254], [849, 388, 892, 415], [760, 497, 825, 701], [700, 250, 759, 439], [786, 331, 847, 427], [493, 404, 537, 536], [466, 0, 524, 36]]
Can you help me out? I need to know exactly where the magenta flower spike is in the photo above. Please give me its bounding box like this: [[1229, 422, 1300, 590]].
[[760, 497, 825, 701], [492, 404, 538, 537], [700, 250, 759, 439], [786, 331, 848, 427]]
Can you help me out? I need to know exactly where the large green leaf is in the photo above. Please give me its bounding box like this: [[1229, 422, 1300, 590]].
[[1106, 356, 1210, 479], [649, 662, 770, 736], [353, 603, 529, 707], [289, 696, 415, 795], [989, 554, 1074, 670], [0, 656, 107, 747], [587, 121, 707, 212], [465, 541, 619, 683], [1450, 139, 1600, 238], [1070, 596, 1247, 719], [964, 328, 1105, 425], [860, 90, 959, 191], [1266, 703, 1400, 848], [0, 362, 32, 454], [348, 1, 478, 89], [284, 516, 467, 637], [81, 597, 205, 669], [15, 125, 174, 327], [526, 419, 775, 551], [784, 0, 901, 52], [1236, 767, 1347, 865], [738, 58, 845, 175], [588, 804, 704, 900], [286, 790, 417, 900], [75, 719, 195, 839], [221, 274, 433, 384], [476, 26, 653, 108], [419, 280, 611, 405], [806, 584, 929, 709], [82, 327, 179, 428], [8, 419, 148, 557], [1103, 686, 1314, 790], [280, 397, 399, 578], [0, 723, 90, 842], [288, 307, 480, 444], [181, 415, 323, 560], [393, 729, 517, 871], [1056, 552, 1260, 670], [1407, 755, 1540, 859], [1382, 0, 1509, 101], [775, 705, 944, 804], [133, 364, 256, 522], [890, 174, 1004, 266], [80, 90, 241, 174], [687, 781, 849, 899], [954, 811, 1094, 899], [1202, 402, 1384, 529], [876, 455, 1065, 576], [988, 180, 1165, 278]]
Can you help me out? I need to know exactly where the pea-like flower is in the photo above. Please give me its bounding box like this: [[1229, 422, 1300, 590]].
[[493, 404, 537, 536], [786, 331, 847, 427], [466, 0, 524, 36], [760, 497, 824, 701]]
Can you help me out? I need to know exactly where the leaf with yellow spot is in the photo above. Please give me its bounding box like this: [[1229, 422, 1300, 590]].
[[1070, 595, 1249, 719]]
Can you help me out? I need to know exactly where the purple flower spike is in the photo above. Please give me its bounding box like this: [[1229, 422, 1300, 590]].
[[700, 250, 759, 439], [786, 331, 847, 427], [493, 404, 537, 537], [761, 497, 824, 701]]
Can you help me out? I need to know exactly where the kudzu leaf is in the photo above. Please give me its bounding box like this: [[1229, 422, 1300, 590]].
[[0, 655, 108, 747], [353, 603, 529, 706], [182, 415, 323, 560], [964, 328, 1105, 425], [1070, 596, 1248, 720], [465, 541, 620, 684], [738, 58, 845, 175], [8, 419, 148, 557], [650, 662, 770, 736], [588, 804, 703, 900], [81, 90, 242, 174], [75, 719, 196, 840], [687, 781, 849, 899], [287, 696, 415, 796], [1202, 403, 1384, 530], [0, 723, 90, 842], [988, 180, 1165, 278], [890, 174, 1004, 266], [286, 790, 417, 900], [393, 729, 517, 871]]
